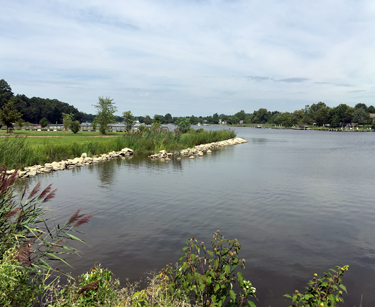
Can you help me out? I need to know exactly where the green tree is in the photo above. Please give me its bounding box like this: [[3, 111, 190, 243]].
[[315, 107, 330, 126], [190, 115, 198, 125], [123, 110, 135, 132], [330, 104, 352, 127], [70, 120, 80, 134], [175, 117, 191, 133], [164, 113, 173, 123], [307, 102, 327, 120], [144, 115, 151, 125], [153, 114, 161, 124], [227, 115, 239, 125], [0, 100, 22, 133], [368, 105, 375, 113], [353, 108, 370, 126], [62, 113, 74, 131], [16, 118, 24, 130], [354, 103, 367, 112], [253, 108, 269, 123], [39, 117, 48, 128], [93, 96, 117, 135], [235, 110, 246, 121], [0, 79, 13, 108], [212, 113, 219, 124], [151, 114, 161, 130]]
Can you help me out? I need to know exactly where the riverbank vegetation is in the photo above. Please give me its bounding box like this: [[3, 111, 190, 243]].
[[0, 128, 236, 169], [2, 79, 375, 133], [0, 167, 351, 306]]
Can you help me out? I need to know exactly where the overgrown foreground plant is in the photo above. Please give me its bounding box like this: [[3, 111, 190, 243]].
[[157, 230, 257, 307], [0, 165, 93, 305], [284, 265, 349, 307]]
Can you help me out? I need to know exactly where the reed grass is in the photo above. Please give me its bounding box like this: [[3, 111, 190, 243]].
[[0, 128, 236, 169]]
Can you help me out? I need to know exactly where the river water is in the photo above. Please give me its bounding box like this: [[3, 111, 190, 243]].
[[22, 127, 375, 306]]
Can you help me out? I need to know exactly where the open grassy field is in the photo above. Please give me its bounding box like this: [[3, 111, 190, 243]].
[[0, 130, 119, 137]]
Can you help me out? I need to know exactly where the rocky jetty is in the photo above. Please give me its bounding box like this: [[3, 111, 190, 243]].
[[149, 137, 248, 161], [6, 137, 248, 178], [6, 148, 134, 179]]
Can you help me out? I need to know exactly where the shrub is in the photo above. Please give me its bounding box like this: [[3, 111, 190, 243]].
[[159, 230, 257, 307], [48, 264, 120, 306], [284, 266, 349, 307], [0, 247, 46, 306], [70, 120, 80, 134], [175, 118, 191, 133], [40, 117, 48, 128]]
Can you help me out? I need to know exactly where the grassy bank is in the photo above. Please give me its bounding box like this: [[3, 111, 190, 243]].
[[0, 128, 236, 169]]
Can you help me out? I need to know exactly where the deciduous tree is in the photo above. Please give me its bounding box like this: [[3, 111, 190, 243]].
[[62, 113, 74, 131], [39, 117, 48, 128], [0, 100, 22, 133], [175, 117, 191, 133], [93, 97, 117, 134], [123, 110, 135, 132]]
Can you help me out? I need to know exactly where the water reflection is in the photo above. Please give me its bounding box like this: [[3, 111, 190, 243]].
[[10, 128, 375, 307]]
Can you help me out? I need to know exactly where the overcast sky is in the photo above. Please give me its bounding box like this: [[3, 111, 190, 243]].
[[1, 1, 374, 117]]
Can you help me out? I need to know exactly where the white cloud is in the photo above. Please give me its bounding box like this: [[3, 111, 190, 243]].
[[1, 0, 374, 116]]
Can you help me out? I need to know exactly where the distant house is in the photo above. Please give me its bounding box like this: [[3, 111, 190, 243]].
[[239, 120, 244, 124], [370, 114, 375, 123]]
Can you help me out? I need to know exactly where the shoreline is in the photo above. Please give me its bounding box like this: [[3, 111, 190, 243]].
[[6, 137, 248, 179]]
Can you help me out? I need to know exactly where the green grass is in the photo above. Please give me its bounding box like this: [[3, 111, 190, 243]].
[[0, 130, 119, 137], [0, 128, 237, 169]]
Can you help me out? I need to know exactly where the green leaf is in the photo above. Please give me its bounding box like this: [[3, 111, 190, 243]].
[[237, 272, 243, 283], [248, 300, 257, 307], [214, 284, 220, 292], [66, 233, 85, 242], [283, 294, 292, 298], [229, 289, 236, 301], [224, 264, 230, 274], [339, 284, 347, 293]]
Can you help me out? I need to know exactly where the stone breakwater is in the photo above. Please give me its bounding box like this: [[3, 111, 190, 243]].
[[6, 148, 134, 179], [5, 138, 248, 178], [149, 137, 248, 161]]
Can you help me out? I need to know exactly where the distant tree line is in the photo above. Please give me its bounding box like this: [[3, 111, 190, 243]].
[[2, 79, 374, 130], [0, 79, 92, 124], [137, 102, 375, 128], [214, 102, 375, 128]]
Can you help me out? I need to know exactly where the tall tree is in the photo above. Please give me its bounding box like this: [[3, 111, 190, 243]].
[[0, 100, 22, 132], [62, 113, 74, 131], [0, 79, 13, 108], [164, 113, 173, 123], [144, 115, 151, 125], [175, 117, 191, 133], [123, 110, 135, 132], [353, 108, 370, 126], [93, 97, 117, 134], [212, 113, 219, 124]]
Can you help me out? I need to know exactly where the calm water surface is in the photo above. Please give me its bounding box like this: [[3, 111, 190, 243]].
[[23, 127, 375, 306]]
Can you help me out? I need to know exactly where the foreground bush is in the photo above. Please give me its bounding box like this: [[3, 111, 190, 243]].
[[0, 166, 92, 306]]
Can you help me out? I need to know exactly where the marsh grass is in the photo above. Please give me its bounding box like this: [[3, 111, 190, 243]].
[[0, 128, 236, 169]]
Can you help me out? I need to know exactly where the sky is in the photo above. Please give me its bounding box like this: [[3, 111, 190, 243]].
[[1, 0, 374, 117]]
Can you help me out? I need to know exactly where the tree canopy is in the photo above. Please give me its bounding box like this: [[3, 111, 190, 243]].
[[123, 110, 134, 132], [93, 97, 117, 134], [0, 100, 23, 132]]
